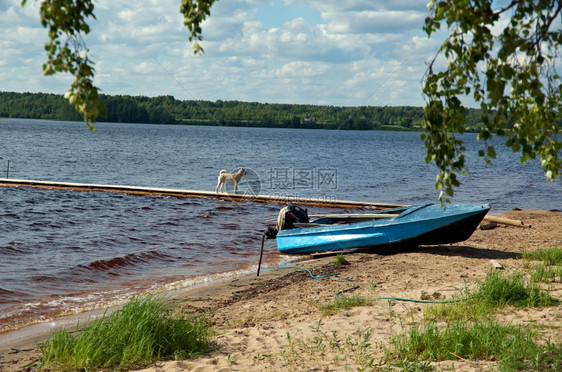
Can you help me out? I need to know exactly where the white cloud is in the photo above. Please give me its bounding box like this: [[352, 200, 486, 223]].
[[325, 10, 425, 34], [0, 0, 445, 106]]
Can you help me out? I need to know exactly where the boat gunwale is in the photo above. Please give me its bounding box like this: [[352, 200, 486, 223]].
[[277, 204, 490, 238]]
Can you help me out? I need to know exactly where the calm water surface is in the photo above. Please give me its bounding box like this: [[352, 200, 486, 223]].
[[0, 119, 560, 333]]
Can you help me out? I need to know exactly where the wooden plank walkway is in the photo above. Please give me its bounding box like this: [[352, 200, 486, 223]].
[[0, 179, 528, 227], [0, 178, 406, 209]]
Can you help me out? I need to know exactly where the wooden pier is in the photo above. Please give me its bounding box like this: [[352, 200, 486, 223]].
[[0, 178, 405, 209], [0, 178, 530, 227]]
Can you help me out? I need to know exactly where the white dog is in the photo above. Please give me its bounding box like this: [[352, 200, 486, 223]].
[[215, 168, 247, 194]]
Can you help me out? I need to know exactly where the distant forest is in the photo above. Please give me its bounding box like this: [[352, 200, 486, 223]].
[[0, 91, 485, 131]]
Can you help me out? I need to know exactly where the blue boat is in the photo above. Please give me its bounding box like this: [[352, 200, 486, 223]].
[[271, 204, 490, 254]]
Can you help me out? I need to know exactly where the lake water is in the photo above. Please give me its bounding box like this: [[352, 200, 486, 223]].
[[0, 118, 560, 333]]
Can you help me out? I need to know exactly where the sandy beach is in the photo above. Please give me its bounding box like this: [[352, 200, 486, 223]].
[[1, 209, 561, 371]]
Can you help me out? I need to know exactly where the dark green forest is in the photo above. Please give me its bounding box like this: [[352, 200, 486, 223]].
[[0, 91, 485, 131]]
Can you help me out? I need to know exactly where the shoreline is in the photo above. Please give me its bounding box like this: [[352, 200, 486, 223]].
[[0, 251, 304, 349], [0, 256, 317, 370], [1, 209, 561, 371], [0, 254, 297, 344], [0, 236, 291, 334]]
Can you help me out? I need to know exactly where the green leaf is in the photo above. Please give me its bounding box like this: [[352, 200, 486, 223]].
[[423, 0, 562, 203]]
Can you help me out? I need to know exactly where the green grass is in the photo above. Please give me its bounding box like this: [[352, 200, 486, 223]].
[[333, 253, 348, 267], [317, 295, 372, 316], [38, 296, 212, 371], [473, 270, 557, 307], [530, 263, 562, 283], [522, 247, 562, 284], [425, 270, 559, 322], [522, 247, 562, 266], [280, 325, 378, 371], [424, 296, 493, 322], [388, 320, 562, 371]]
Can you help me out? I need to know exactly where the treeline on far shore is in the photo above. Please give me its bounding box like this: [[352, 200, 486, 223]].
[[0, 91, 486, 131]]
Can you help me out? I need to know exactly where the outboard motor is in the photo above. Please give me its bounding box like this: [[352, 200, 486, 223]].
[[277, 205, 309, 231], [265, 205, 310, 240]]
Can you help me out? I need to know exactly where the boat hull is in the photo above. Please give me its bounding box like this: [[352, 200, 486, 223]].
[[276, 204, 490, 254]]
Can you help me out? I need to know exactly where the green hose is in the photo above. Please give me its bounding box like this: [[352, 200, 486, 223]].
[[263, 266, 464, 304], [261, 265, 340, 279]]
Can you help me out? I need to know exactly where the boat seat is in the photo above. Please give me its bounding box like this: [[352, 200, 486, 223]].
[[293, 222, 333, 227]]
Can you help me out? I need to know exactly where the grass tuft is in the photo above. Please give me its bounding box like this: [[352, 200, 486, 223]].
[[38, 296, 211, 371], [523, 247, 562, 284], [473, 270, 557, 307], [333, 253, 349, 267], [317, 295, 372, 316], [522, 247, 562, 266], [388, 320, 562, 371], [530, 263, 562, 283], [424, 270, 559, 322]]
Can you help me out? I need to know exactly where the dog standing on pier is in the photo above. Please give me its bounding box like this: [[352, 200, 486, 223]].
[[215, 168, 247, 194]]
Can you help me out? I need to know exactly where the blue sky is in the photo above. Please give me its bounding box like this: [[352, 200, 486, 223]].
[[0, 0, 447, 107]]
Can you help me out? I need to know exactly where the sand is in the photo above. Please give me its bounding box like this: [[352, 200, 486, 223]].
[[1, 210, 561, 371]]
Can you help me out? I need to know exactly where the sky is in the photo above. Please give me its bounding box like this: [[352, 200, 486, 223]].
[[0, 0, 449, 107]]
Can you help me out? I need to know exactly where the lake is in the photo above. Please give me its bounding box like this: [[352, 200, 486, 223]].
[[0, 118, 560, 333]]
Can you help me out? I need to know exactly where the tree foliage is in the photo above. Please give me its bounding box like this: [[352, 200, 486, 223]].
[[21, 0, 105, 130], [3, 91, 454, 131], [423, 0, 561, 203], [180, 0, 215, 54]]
